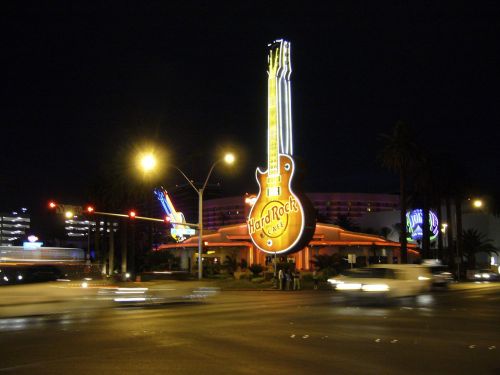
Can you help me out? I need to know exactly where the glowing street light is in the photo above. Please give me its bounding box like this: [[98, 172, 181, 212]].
[[441, 223, 448, 234], [140, 153, 157, 172], [473, 199, 483, 209], [224, 152, 235, 165]]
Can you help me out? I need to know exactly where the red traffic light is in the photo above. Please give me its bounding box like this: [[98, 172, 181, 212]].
[[165, 216, 171, 223], [129, 210, 136, 218], [86, 205, 95, 214], [48, 201, 57, 209]]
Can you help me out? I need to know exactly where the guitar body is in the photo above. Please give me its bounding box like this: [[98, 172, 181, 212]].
[[248, 154, 309, 253]]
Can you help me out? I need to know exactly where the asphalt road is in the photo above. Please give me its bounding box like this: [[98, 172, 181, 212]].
[[0, 282, 499, 375]]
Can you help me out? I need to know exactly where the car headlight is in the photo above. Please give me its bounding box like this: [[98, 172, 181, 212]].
[[474, 274, 481, 279], [328, 279, 343, 285], [336, 283, 362, 290], [481, 273, 490, 279], [362, 284, 390, 292]]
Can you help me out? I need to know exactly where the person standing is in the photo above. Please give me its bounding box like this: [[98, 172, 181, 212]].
[[286, 269, 292, 291], [293, 269, 301, 290], [313, 269, 319, 290], [278, 269, 284, 290]]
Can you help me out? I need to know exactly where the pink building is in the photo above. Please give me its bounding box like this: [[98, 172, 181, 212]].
[[203, 192, 399, 230]]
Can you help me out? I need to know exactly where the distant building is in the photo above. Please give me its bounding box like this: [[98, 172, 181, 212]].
[[63, 215, 118, 249], [0, 208, 30, 246]]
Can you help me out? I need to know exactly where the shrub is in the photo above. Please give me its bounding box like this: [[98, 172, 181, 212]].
[[249, 263, 264, 276], [250, 276, 265, 283], [239, 259, 248, 270]]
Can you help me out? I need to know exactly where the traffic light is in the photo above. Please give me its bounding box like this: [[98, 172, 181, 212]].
[[48, 201, 57, 209], [129, 210, 136, 219], [86, 205, 95, 214], [165, 215, 171, 223]]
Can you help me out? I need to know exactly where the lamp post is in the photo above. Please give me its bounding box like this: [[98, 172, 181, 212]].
[[173, 153, 235, 280]]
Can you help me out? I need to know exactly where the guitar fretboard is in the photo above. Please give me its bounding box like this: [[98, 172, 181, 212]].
[[268, 47, 280, 183]]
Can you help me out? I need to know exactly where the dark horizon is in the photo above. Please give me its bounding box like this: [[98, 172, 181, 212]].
[[1, 2, 499, 214]]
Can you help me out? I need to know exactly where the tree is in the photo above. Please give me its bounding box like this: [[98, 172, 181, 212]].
[[249, 264, 264, 277], [222, 255, 238, 275], [334, 215, 359, 232], [411, 155, 434, 259], [379, 121, 420, 263], [310, 254, 346, 277], [378, 227, 391, 239], [461, 229, 498, 270]]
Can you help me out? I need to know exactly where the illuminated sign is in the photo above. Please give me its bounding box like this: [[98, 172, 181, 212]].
[[23, 241, 43, 250], [27, 235, 39, 243], [406, 209, 439, 242], [171, 228, 196, 237], [154, 187, 192, 242], [247, 39, 315, 255]]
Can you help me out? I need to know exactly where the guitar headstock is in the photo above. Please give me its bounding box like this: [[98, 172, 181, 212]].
[[267, 39, 291, 78]]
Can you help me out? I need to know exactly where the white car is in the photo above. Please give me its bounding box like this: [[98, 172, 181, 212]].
[[328, 264, 432, 299]]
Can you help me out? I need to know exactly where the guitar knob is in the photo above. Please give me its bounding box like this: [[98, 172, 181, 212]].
[[284, 163, 291, 171]]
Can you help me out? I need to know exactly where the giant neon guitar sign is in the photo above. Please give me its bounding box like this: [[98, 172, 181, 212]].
[[248, 40, 315, 254]]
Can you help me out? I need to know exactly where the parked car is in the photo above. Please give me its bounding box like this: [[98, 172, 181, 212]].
[[328, 264, 432, 300]]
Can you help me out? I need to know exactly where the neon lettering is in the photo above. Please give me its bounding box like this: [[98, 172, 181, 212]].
[[248, 196, 299, 235]]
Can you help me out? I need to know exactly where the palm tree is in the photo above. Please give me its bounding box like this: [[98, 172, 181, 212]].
[[379, 227, 392, 239], [434, 155, 467, 269], [223, 255, 238, 275], [461, 229, 498, 270], [413, 153, 441, 258], [334, 215, 359, 232], [379, 121, 420, 263], [310, 254, 346, 277], [86, 138, 166, 277]]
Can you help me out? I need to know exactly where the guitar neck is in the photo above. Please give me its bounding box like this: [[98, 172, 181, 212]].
[[267, 40, 292, 181], [267, 46, 280, 179]]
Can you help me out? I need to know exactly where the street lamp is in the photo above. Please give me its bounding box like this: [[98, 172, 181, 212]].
[[472, 199, 483, 209], [140, 153, 157, 172], [173, 152, 235, 280], [441, 223, 448, 249]]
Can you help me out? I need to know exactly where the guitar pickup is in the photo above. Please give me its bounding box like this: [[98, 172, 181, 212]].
[[267, 187, 281, 197]]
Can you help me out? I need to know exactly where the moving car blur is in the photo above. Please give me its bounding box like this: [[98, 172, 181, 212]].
[[0, 275, 220, 318], [467, 269, 499, 281], [421, 259, 454, 288], [328, 264, 432, 301], [0, 264, 63, 285]]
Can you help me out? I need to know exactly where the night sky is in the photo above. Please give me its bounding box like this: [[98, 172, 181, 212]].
[[1, 2, 499, 214]]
